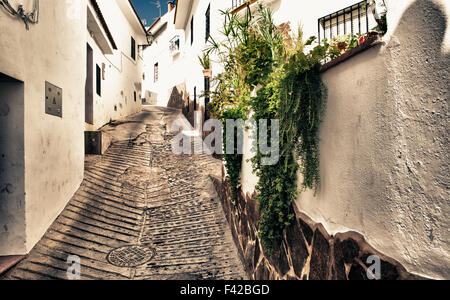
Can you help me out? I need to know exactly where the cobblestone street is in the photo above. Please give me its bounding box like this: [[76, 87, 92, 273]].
[[2, 107, 246, 280]]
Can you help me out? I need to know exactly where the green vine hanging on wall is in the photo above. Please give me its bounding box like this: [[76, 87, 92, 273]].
[[221, 106, 248, 203], [206, 4, 331, 254]]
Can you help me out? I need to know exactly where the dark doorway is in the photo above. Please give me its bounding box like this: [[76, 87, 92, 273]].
[[85, 44, 94, 124], [193, 87, 197, 110], [0, 72, 26, 254], [96, 65, 101, 97]]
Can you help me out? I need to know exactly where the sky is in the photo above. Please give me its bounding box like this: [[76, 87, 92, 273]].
[[131, 0, 174, 26]]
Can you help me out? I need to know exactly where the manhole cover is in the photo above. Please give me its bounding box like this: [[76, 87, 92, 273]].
[[107, 245, 156, 267]]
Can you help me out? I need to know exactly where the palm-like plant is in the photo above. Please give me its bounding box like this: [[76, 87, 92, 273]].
[[198, 52, 211, 70]]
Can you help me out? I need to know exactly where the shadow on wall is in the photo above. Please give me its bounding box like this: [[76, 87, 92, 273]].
[[144, 90, 158, 105], [167, 83, 186, 109], [382, 0, 449, 278]]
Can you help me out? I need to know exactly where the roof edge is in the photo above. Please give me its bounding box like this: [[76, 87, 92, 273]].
[[127, 0, 149, 36], [89, 0, 118, 50]]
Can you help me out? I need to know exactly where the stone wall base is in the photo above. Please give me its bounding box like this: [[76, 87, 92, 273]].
[[211, 171, 424, 280]]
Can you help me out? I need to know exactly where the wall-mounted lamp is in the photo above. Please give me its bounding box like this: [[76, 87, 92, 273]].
[[138, 33, 155, 51]]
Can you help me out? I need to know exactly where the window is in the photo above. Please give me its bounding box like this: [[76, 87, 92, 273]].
[[96, 64, 101, 96], [154, 63, 159, 82], [134, 91, 137, 102], [318, 0, 376, 44], [190, 16, 194, 45], [194, 87, 197, 110], [170, 35, 180, 54], [205, 4, 210, 43], [232, 0, 247, 10], [131, 37, 136, 60]]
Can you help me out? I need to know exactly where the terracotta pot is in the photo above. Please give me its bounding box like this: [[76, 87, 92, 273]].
[[203, 69, 212, 78]]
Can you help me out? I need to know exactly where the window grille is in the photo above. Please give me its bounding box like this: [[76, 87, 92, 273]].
[[318, 0, 378, 44]]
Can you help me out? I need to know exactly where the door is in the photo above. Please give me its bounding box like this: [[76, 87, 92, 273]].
[[0, 72, 26, 255], [85, 44, 94, 124]]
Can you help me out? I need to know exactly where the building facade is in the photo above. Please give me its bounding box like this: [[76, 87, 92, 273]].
[[86, 0, 147, 130], [142, 2, 185, 107], [0, 0, 147, 256], [142, 0, 231, 126]]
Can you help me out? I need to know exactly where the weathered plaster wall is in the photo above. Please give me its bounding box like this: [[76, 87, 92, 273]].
[[238, 0, 449, 279], [0, 0, 87, 254], [142, 8, 186, 107], [147, 0, 230, 113], [297, 0, 449, 280], [86, 0, 145, 130]]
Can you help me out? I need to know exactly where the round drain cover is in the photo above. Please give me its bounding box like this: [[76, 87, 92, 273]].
[[107, 245, 156, 267]]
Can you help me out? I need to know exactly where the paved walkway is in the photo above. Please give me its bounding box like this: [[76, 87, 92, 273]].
[[2, 107, 246, 280]]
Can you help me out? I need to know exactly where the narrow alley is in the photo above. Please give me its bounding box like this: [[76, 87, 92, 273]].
[[2, 107, 246, 280], [1, 0, 448, 283]]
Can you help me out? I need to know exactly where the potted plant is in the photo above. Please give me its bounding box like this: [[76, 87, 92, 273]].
[[331, 35, 350, 54], [199, 52, 212, 78]]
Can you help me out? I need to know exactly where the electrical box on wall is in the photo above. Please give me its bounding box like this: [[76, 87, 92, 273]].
[[45, 81, 62, 118]]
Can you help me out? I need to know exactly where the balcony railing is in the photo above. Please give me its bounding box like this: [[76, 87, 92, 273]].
[[169, 35, 180, 55], [231, 0, 246, 9], [318, 0, 377, 44]]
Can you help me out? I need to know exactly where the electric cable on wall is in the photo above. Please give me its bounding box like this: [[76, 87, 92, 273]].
[[0, 0, 39, 30]]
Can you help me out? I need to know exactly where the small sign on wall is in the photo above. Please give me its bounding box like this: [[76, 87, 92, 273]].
[[45, 81, 62, 118]]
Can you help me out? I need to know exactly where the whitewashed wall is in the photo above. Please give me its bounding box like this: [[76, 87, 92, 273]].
[[86, 0, 146, 130], [0, 0, 87, 254], [142, 8, 186, 107], [144, 0, 231, 111], [239, 0, 450, 279], [178, 0, 215, 111]]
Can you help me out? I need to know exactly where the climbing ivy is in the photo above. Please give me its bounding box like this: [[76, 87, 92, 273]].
[[220, 106, 248, 203], [207, 4, 331, 253], [251, 55, 327, 253]]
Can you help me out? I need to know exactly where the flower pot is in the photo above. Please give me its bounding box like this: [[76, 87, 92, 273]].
[[203, 69, 212, 78]]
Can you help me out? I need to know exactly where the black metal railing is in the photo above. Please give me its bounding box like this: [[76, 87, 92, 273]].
[[231, 0, 246, 10], [169, 35, 180, 53], [318, 0, 377, 44]]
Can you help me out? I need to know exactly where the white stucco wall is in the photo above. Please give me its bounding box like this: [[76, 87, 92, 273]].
[[142, 8, 186, 107], [171, 0, 214, 111], [86, 0, 146, 130], [239, 0, 449, 279], [145, 0, 231, 110], [0, 0, 87, 254]]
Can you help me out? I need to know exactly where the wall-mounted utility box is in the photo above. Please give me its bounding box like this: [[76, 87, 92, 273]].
[[45, 81, 62, 118]]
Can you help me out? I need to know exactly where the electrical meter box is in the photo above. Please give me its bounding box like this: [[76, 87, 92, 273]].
[[45, 81, 62, 118]]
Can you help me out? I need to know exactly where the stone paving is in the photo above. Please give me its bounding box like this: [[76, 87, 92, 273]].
[[2, 107, 246, 280]]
